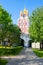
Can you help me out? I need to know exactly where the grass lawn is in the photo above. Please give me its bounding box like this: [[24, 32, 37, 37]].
[[0, 59, 8, 65], [0, 46, 23, 56], [32, 48, 43, 58]]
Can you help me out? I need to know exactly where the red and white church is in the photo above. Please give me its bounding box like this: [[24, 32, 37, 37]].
[[18, 8, 30, 47], [17, 8, 41, 49]]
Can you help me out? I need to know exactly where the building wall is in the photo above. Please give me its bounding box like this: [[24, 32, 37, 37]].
[[32, 42, 40, 49], [18, 19, 29, 34], [20, 33, 30, 47]]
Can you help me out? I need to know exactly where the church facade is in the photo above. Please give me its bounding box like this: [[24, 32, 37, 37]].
[[18, 8, 30, 47]]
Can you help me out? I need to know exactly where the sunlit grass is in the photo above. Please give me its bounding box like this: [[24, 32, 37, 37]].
[[32, 48, 43, 58], [0, 46, 11, 49]]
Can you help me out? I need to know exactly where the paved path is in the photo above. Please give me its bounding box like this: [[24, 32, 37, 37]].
[[2, 48, 43, 65]]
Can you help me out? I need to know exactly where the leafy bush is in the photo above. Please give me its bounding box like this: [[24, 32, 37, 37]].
[[0, 46, 23, 56], [0, 59, 8, 65], [32, 48, 43, 58]]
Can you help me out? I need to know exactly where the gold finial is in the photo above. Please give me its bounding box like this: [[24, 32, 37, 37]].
[[23, 8, 28, 15]]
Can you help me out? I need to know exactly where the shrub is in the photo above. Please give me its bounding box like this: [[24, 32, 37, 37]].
[[0, 59, 8, 65], [0, 46, 23, 56]]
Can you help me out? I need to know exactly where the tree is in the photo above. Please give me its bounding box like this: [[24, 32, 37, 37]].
[[29, 7, 43, 42], [0, 5, 21, 59], [0, 5, 21, 46], [0, 5, 12, 45], [6, 24, 21, 46]]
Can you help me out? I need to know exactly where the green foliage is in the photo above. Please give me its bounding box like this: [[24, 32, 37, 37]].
[[0, 59, 8, 65], [0, 5, 12, 42], [0, 5, 21, 46], [6, 24, 21, 46], [32, 48, 43, 58], [29, 7, 43, 42], [0, 46, 23, 55]]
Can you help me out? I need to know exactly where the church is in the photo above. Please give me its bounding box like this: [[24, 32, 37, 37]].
[[18, 8, 31, 47], [17, 8, 42, 49]]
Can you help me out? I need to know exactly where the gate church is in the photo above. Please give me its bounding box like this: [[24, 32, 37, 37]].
[[18, 8, 30, 47]]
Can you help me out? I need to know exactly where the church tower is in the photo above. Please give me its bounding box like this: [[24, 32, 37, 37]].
[[18, 8, 30, 47], [18, 8, 29, 34]]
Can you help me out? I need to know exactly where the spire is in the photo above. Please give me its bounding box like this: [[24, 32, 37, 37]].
[[20, 11, 23, 16]]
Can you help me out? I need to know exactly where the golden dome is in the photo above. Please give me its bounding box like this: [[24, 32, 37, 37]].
[[23, 8, 28, 15]]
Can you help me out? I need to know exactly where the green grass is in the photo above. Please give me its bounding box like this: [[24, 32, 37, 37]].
[[32, 48, 43, 58], [0, 46, 11, 48], [0, 59, 8, 65], [0, 46, 23, 56]]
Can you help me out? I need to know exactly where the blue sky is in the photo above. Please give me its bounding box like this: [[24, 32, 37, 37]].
[[0, 0, 43, 24]]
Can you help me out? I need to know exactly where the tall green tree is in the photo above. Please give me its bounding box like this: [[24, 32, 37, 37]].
[[0, 5, 12, 44], [0, 5, 21, 46], [29, 7, 43, 42], [7, 24, 21, 46]]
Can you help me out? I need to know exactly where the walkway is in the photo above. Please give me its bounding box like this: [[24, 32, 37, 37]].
[[2, 48, 43, 65]]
